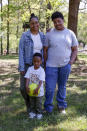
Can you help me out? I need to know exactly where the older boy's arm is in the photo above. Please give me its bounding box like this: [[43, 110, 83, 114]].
[[69, 46, 78, 65], [43, 46, 48, 68], [26, 78, 30, 94], [34, 81, 42, 95]]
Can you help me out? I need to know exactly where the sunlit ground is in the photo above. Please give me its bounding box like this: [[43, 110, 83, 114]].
[[0, 53, 87, 131]]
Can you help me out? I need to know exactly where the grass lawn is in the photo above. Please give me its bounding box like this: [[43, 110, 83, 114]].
[[0, 53, 87, 131]]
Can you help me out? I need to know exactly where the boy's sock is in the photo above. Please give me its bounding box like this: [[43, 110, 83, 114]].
[[37, 114, 43, 119], [29, 112, 36, 118]]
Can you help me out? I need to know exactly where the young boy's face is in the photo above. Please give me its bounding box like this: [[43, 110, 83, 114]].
[[33, 56, 42, 69]]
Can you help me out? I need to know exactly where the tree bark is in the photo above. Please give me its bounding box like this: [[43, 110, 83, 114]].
[[7, 0, 10, 54], [16, 0, 19, 54], [27, 0, 31, 15], [46, 2, 52, 31], [1, 0, 3, 55], [68, 0, 81, 36]]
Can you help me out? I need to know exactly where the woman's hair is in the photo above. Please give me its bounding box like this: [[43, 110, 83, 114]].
[[29, 13, 39, 22], [51, 11, 64, 21], [33, 53, 42, 60]]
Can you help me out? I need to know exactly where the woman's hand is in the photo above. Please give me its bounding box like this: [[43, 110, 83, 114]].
[[26, 86, 30, 94], [20, 71, 25, 75], [25, 79, 30, 94]]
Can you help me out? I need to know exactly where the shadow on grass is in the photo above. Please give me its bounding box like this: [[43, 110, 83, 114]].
[[67, 80, 87, 90], [0, 56, 87, 131], [0, 72, 87, 131], [67, 90, 87, 114], [0, 73, 23, 109], [0, 55, 18, 59]]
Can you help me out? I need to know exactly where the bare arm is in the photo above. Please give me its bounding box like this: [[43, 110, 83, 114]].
[[26, 78, 30, 94], [20, 71, 25, 75], [69, 46, 78, 65], [43, 46, 48, 68], [34, 81, 42, 95]]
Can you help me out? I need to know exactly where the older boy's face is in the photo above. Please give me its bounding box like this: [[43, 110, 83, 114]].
[[53, 18, 64, 30]]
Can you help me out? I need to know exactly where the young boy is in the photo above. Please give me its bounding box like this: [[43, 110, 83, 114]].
[[25, 53, 45, 119]]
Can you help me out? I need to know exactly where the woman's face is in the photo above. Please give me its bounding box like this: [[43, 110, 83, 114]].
[[30, 18, 39, 32], [53, 18, 64, 30]]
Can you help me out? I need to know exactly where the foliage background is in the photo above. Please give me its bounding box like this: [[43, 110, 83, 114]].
[[0, 0, 87, 53]]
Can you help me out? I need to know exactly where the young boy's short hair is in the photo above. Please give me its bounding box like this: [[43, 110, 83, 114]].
[[33, 53, 42, 60], [51, 11, 64, 21]]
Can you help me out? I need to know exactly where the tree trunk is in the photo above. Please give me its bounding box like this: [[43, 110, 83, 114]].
[[68, 0, 80, 36], [1, 0, 3, 55], [27, 0, 31, 15], [46, 2, 52, 31], [7, 0, 10, 54], [16, 0, 19, 54]]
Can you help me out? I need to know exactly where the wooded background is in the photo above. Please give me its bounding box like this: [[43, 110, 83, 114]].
[[0, 0, 87, 55]]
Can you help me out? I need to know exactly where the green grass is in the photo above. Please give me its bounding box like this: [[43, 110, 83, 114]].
[[0, 54, 18, 59], [0, 53, 87, 131]]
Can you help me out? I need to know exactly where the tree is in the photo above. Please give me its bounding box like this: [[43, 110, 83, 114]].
[[0, 0, 68, 54], [7, 0, 10, 54], [0, 0, 3, 55], [46, 1, 52, 30], [68, 0, 81, 36]]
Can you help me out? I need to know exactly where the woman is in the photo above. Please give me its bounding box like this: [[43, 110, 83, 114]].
[[19, 13, 45, 113], [44, 11, 78, 114]]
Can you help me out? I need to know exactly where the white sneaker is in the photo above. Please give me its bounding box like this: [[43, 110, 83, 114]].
[[29, 112, 36, 118], [60, 109, 66, 114], [37, 114, 43, 119]]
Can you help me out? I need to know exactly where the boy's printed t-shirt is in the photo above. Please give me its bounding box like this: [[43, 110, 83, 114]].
[[24, 66, 45, 97]]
